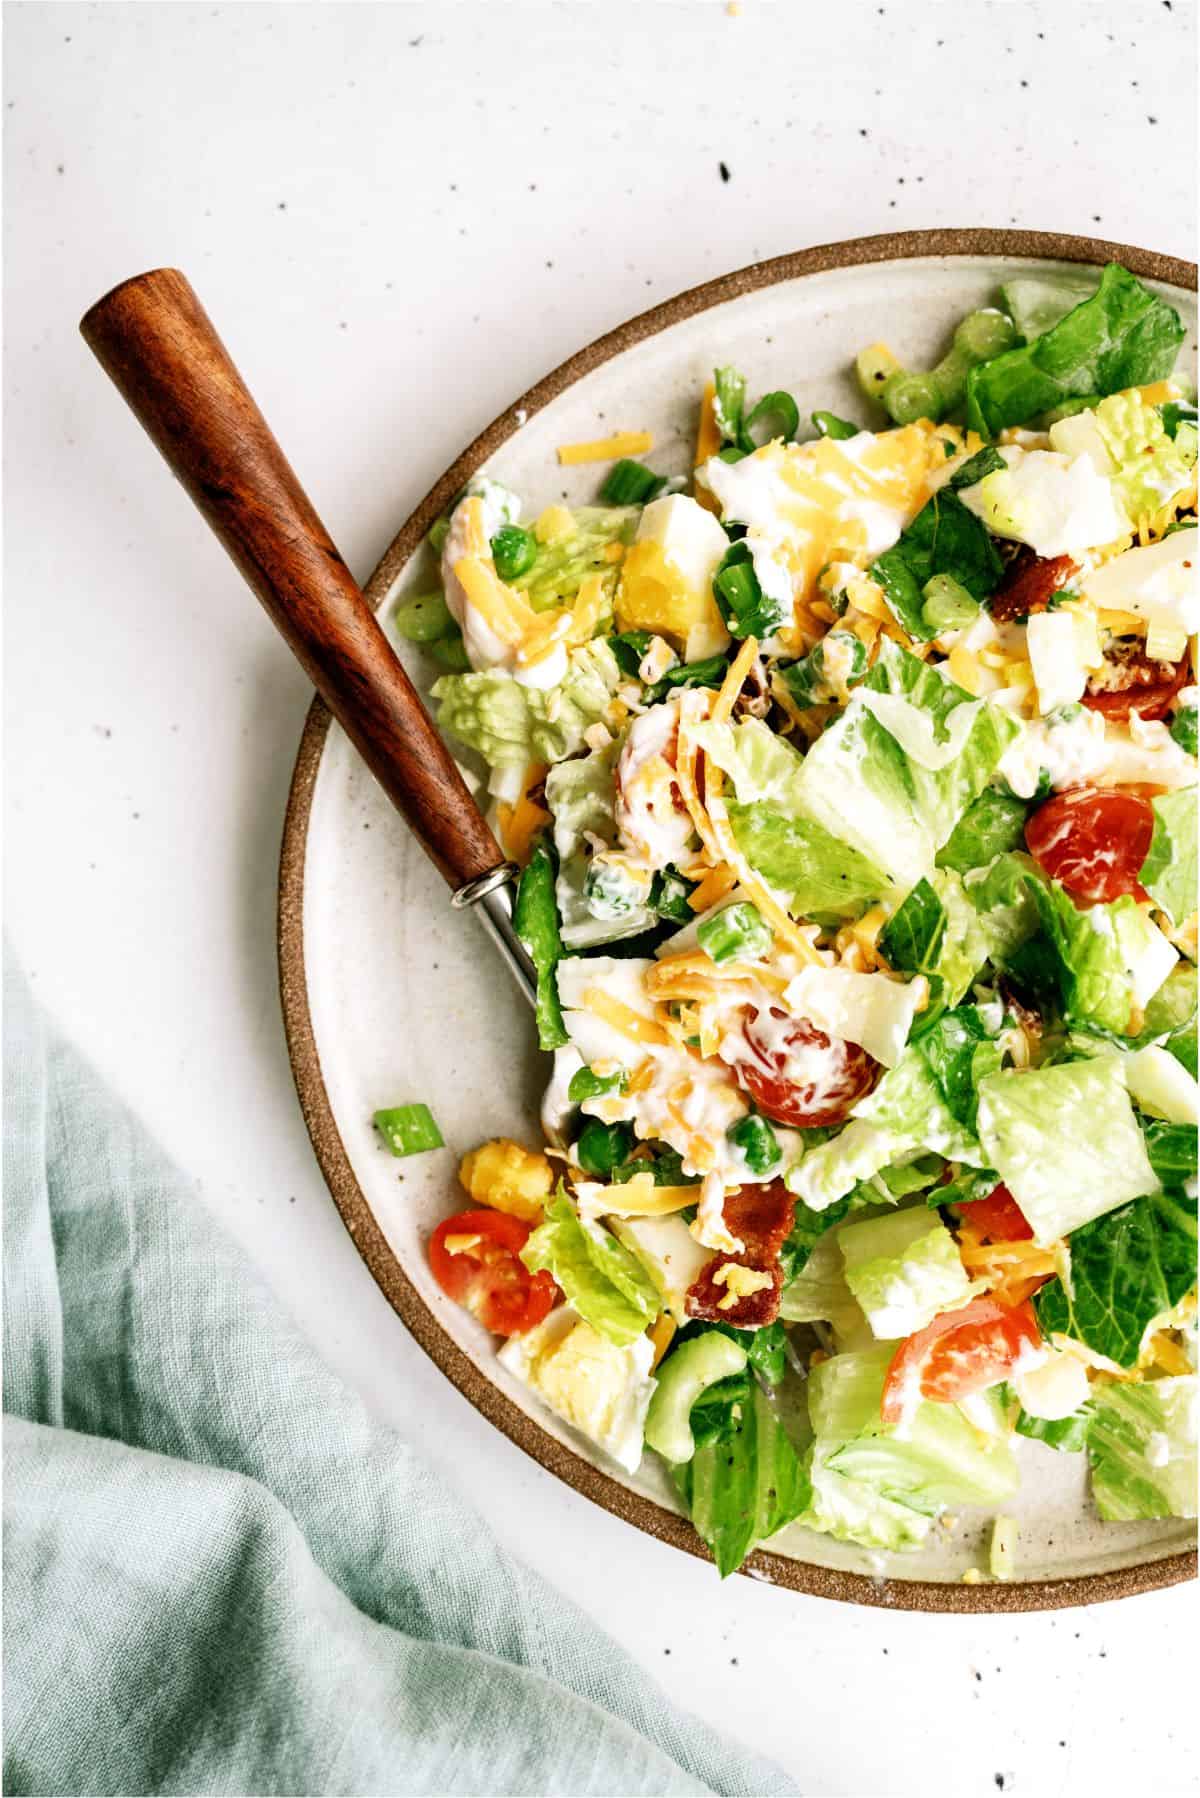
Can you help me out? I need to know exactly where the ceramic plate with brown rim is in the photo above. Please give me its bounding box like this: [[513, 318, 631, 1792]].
[[279, 228, 1197, 1611]]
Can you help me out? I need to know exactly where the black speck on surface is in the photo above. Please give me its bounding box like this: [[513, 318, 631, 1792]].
[[995, 1779, 1005, 1792], [56, 162, 64, 174], [974, 1670, 982, 1681], [545, 259, 554, 269], [339, 321, 347, 331], [730, 1657, 738, 1666], [132, 812, 140, 821], [719, 160, 731, 182], [289, 1195, 296, 1204], [277, 201, 287, 210], [859, 128, 868, 137], [1149, 116, 1159, 124], [663, 1647, 671, 1656], [1020, 78, 1028, 87], [409, 34, 424, 46]]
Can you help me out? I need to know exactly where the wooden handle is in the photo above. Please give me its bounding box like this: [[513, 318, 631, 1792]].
[[80, 268, 506, 893]]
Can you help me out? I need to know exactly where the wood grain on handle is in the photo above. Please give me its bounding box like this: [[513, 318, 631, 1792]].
[[80, 268, 506, 893]]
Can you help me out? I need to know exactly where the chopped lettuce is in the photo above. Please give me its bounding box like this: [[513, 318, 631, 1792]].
[[806, 1346, 1019, 1521], [999, 269, 1100, 342], [1051, 388, 1199, 522], [670, 1380, 812, 1577], [545, 748, 655, 948], [870, 464, 1004, 640], [1036, 1189, 1197, 1368], [779, 1231, 865, 1339], [837, 1206, 978, 1340], [1139, 790, 1198, 928], [694, 718, 886, 918], [1125, 1046, 1199, 1128], [792, 1046, 985, 1212], [977, 1058, 1159, 1243], [521, 1194, 661, 1346], [792, 642, 1020, 895], [433, 639, 622, 772], [1139, 1117, 1198, 1186], [879, 869, 989, 1007], [966, 263, 1186, 438], [1087, 1376, 1198, 1522], [512, 506, 637, 610], [936, 787, 1029, 875], [915, 1005, 1005, 1133]]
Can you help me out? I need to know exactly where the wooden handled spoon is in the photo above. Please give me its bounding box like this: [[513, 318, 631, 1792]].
[[80, 268, 537, 1003]]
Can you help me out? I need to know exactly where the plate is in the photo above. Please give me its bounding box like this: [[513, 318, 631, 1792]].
[[279, 229, 1197, 1609]]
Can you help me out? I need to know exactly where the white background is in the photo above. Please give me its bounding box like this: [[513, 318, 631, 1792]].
[[5, 4, 1197, 1794]]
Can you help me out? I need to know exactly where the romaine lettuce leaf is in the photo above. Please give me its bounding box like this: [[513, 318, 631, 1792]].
[[879, 869, 989, 1007], [837, 1206, 978, 1339], [1139, 1118, 1198, 1187], [807, 1346, 1019, 1515], [854, 1044, 985, 1164], [779, 1231, 865, 1340], [936, 787, 1029, 875], [1066, 389, 1199, 521], [916, 1005, 1004, 1132], [521, 1194, 661, 1346], [670, 1381, 811, 1576], [803, 1446, 935, 1553], [433, 639, 622, 771], [966, 263, 1186, 437], [1036, 1189, 1197, 1367], [792, 641, 1020, 894], [1139, 790, 1198, 928], [694, 718, 887, 917], [977, 1058, 1159, 1243], [1088, 1376, 1198, 1521], [871, 472, 1004, 640]]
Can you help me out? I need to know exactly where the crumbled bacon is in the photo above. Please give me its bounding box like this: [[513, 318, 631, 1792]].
[[988, 548, 1080, 622], [685, 1179, 796, 1328], [1081, 641, 1190, 721]]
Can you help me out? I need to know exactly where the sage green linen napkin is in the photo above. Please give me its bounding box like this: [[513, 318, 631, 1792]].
[[2, 956, 794, 1798]]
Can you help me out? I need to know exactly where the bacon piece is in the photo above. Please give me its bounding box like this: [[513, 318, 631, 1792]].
[[685, 1179, 796, 1327], [1081, 642, 1190, 721], [988, 548, 1079, 622]]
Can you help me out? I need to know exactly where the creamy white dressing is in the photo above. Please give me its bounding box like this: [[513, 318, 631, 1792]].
[[1000, 706, 1198, 798], [613, 699, 694, 872]]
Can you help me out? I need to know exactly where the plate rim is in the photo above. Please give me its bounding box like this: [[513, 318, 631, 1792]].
[[278, 227, 1198, 1611]]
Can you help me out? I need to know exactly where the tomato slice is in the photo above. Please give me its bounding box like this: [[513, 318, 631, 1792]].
[[881, 1298, 1043, 1425], [429, 1208, 557, 1336], [1025, 785, 1154, 905], [956, 1183, 1033, 1244], [1081, 643, 1189, 722], [729, 1006, 880, 1128]]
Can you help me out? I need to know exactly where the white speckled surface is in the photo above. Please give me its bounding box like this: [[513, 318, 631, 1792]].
[[5, 3, 1195, 1793]]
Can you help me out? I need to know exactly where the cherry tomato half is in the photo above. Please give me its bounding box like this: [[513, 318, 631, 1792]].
[[429, 1209, 557, 1336], [730, 1007, 880, 1129], [882, 1298, 1043, 1425], [1025, 785, 1154, 906], [957, 1183, 1033, 1244]]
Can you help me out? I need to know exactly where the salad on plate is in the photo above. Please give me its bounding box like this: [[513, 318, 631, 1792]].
[[385, 262, 1198, 1578]]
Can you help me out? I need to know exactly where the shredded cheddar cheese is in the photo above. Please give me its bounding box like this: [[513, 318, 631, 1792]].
[[557, 431, 654, 465], [686, 864, 739, 913], [580, 987, 671, 1046], [712, 634, 759, 723]]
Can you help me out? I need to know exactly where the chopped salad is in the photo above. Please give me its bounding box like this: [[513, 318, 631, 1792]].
[[387, 263, 1198, 1578]]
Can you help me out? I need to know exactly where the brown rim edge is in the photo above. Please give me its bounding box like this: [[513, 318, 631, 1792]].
[[279, 228, 1197, 1612]]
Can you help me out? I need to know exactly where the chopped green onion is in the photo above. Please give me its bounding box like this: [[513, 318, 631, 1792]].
[[727, 1113, 781, 1176], [883, 372, 944, 426], [374, 1103, 444, 1157], [717, 445, 748, 464], [427, 633, 471, 671], [568, 1065, 629, 1104], [1015, 1407, 1093, 1453], [576, 1117, 636, 1176], [811, 409, 860, 440], [1161, 401, 1198, 439], [648, 652, 730, 700], [954, 308, 1019, 363], [394, 590, 454, 643], [869, 309, 1019, 427], [609, 630, 654, 678], [713, 540, 785, 638], [428, 516, 451, 554], [697, 901, 772, 965], [712, 365, 748, 444], [921, 573, 981, 632], [743, 390, 800, 447], [490, 524, 538, 582], [856, 343, 901, 401], [1169, 707, 1198, 756], [650, 865, 697, 923], [599, 458, 666, 505]]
